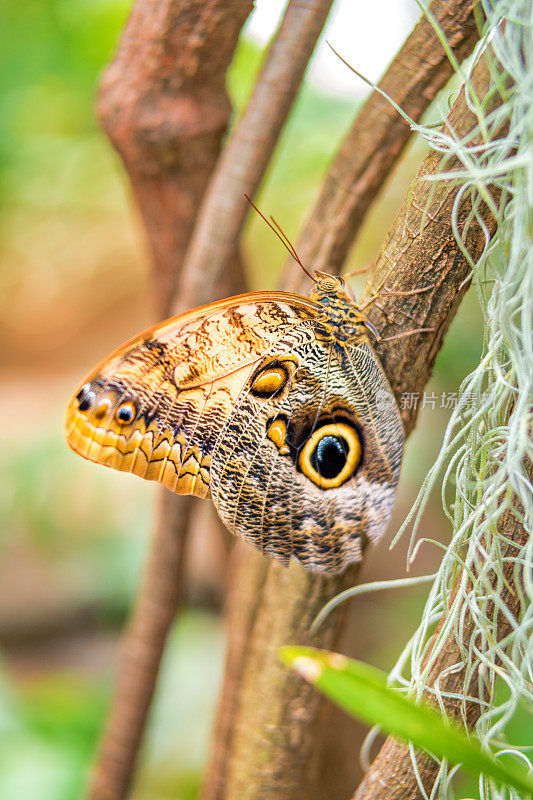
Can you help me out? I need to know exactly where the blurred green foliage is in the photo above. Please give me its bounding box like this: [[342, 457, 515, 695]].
[[0, 669, 107, 800], [0, 609, 222, 800], [0, 0, 131, 203], [0, 0, 141, 370]]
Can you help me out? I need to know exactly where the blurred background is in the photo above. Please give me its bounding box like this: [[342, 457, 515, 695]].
[[1, 1, 511, 798]]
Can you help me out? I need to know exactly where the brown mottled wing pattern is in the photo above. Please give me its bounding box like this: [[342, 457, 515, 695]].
[[211, 338, 403, 574], [65, 293, 317, 499], [65, 291, 404, 574]]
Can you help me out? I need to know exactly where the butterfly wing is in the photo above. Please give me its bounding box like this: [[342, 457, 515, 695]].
[[65, 292, 404, 574], [65, 292, 318, 499], [210, 336, 404, 574]]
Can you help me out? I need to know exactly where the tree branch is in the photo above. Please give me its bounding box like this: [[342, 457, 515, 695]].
[[98, 0, 253, 318], [206, 40, 496, 800], [176, 0, 335, 313], [87, 3, 252, 799], [204, 4, 482, 798], [89, 1, 335, 797], [352, 59, 520, 800], [283, 0, 480, 292], [87, 492, 191, 800], [352, 504, 528, 800]]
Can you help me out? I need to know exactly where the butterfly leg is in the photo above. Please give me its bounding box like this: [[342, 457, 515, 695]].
[[359, 282, 435, 312], [342, 263, 372, 279], [381, 326, 435, 342], [382, 284, 435, 297]]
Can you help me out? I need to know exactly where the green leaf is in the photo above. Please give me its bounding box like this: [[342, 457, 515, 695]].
[[280, 646, 533, 797]]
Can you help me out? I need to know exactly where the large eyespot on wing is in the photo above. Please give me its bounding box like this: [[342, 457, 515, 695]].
[[65, 292, 319, 498], [210, 337, 404, 575], [298, 420, 363, 488]]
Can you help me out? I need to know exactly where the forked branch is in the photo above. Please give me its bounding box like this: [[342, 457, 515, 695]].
[[87, 3, 252, 799], [203, 16, 493, 800], [89, 2, 335, 799]]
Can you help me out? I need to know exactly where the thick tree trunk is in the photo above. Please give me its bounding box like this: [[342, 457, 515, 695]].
[[203, 55, 496, 800]]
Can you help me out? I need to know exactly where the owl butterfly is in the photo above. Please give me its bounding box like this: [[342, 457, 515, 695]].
[[65, 271, 404, 574]]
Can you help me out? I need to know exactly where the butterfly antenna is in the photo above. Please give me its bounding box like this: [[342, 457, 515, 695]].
[[269, 215, 316, 281], [269, 215, 300, 260], [244, 194, 314, 281]]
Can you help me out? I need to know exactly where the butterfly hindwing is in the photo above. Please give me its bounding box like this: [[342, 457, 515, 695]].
[[210, 336, 403, 574]]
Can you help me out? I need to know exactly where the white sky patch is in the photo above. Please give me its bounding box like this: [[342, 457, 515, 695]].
[[244, 0, 421, 96]]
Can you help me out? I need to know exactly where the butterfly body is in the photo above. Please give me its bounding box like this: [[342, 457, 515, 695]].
[[66, 274, 404, 574]]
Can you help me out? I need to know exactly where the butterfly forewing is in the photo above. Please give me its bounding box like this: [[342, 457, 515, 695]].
[[65, 294, 317, 499]]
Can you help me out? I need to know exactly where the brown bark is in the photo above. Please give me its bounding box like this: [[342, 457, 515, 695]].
[[176, 0, 335, 314], [283, 0, 480, 292], [366, 67, 501, 430], [352, 504, 528, 800], [203, 4, 482, 799], [351, 63, 517, 798], [88, 3, 252, 799], [204, 58, 498, 800], [89, 1, 335, 798], [87, 492, 191, 800], [98, 0, 253, 318]]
